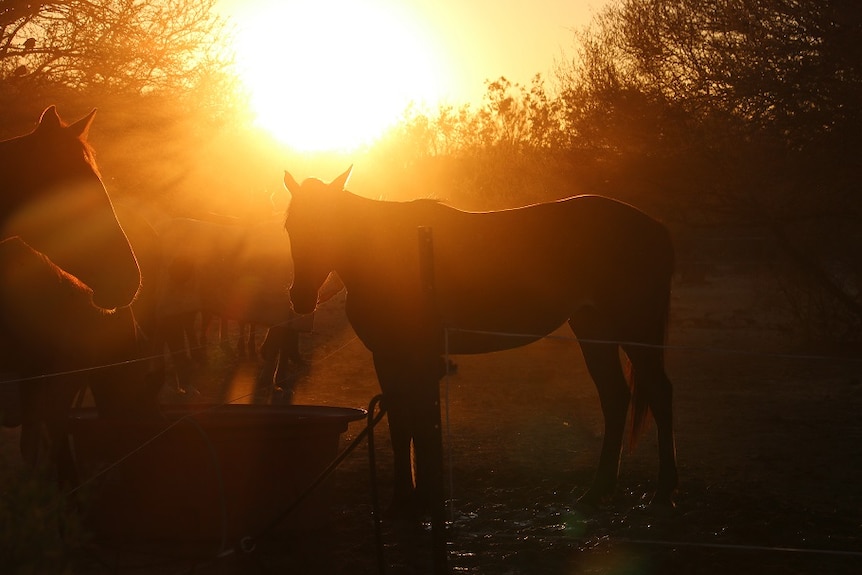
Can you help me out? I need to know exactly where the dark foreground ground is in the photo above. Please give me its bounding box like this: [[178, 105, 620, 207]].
[[3, 266, 861, 574]]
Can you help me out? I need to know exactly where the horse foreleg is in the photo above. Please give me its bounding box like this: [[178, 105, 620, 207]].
[[219, 317, 233, 354], [235, 321, 246, 357], [162, 314, 193, 392], [19, 375, 83, 487], [45, 375, 85, 489], [18, 378, 51, 468], [372, 352, 448, 570], [373, 352, 447, 527], [199, 311, 212, 352], [372, 354, 416, 512], [247, 323, 257, 360], [181, 311, 204, 364]]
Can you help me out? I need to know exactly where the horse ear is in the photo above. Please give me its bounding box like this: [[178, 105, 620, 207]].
[[283, 170, 301, 196], [36, 106, 62, 132], [331, 165, 353, 190], [67, 109, 97, 140]]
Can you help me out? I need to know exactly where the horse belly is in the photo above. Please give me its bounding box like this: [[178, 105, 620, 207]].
[[436, 279, 573, 354]]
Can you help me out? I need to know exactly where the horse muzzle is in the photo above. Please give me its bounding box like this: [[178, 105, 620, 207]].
[[289, 287, 318, 315]]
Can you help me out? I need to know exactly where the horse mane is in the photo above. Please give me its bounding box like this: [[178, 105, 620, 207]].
[[409, 197, 445, 207], [78, 139, 101, 178]]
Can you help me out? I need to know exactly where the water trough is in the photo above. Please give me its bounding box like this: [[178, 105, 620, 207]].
[[68, 403, 366, 546]]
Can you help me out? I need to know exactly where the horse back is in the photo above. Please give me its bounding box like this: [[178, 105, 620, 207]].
[[341, 195, 673, 354], [437, 195, 672, 347]]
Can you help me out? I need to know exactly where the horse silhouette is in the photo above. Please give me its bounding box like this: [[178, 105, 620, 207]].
[[0, 237, 159, 483], [155, 216, 293, 321], [0, 107, 152, 481], [122, 213, 305, 393], [283, 167, 677, 518], [0, 106, 141, 309]]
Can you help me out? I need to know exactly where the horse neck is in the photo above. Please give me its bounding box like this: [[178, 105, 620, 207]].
[[330, 192, 380, 276], [0, 170, 25, 231], [330, 193, 420, 289], [0, 137, 45, 221]]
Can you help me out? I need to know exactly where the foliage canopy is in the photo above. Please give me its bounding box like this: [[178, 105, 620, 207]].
[[0, 0, 236, 111]]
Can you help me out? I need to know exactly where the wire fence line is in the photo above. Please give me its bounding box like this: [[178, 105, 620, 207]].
[[6, 295, 858, 503], [3, 320, 860, 387], [4, 294, 860, 566]]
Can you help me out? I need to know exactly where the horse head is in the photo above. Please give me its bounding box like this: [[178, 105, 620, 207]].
[[283, 166, 352, 314], [0, 107, 141, 310]]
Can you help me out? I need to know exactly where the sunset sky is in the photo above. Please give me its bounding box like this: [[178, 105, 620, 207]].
[[217, 0, 607, 152]]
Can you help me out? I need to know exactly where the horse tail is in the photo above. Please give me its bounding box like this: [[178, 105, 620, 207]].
[[628, 227, 674, 449]]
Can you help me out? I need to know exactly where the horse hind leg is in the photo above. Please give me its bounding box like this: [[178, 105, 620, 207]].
[[569, 309, 630, 506], [622, 342, 678, 507]]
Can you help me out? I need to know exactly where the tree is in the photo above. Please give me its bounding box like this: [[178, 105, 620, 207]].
[[0, 0, 235, 109], [0, 0, 252, 217], [557, 0, 862, 342], [560, 0, 862, 156], [367, 76, 570, 209]]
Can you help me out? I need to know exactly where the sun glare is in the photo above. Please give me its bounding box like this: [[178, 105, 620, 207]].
[[231, 0, 449, 153]]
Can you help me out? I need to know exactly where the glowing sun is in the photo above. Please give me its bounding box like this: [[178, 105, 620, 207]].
[[231, 0, 449, 153]]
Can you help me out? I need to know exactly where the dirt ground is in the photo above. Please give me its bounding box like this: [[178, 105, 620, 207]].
[[3, 265, 862, 574]]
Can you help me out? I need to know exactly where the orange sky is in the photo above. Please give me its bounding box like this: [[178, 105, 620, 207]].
[[386, 0, 606, 103], [220, 0, 604, 103]]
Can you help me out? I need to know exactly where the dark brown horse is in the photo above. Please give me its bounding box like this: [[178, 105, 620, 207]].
[[0, 106, 141, 310], [1, 107, 149, 481], [283, 167, 677, 517]]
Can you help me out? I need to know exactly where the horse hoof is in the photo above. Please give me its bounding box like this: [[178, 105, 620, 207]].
[[382, 495, 429, 522], [576, 488, 613, 511], [649, 493, 677, 512], [383, 504, 419, 522]]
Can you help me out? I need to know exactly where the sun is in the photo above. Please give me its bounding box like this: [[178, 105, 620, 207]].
[[230, 0, 449, 153]]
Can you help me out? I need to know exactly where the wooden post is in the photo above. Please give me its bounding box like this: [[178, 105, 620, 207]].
[[418, 226, 436, 296], [417, 226, 449, 574]]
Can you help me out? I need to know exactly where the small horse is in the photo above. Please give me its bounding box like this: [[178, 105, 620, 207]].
[[283, 167, 677, 515], [0, 106, 141, 310], [155, 216, 304, 385], [0, 238, 160, 483]]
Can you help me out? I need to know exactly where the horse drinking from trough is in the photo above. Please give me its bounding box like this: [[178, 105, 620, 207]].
[[283, 167, 678, 518], [147, 215, 307, 394]]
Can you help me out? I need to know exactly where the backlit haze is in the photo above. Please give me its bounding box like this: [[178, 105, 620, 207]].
[[218, 0, 604, 153]]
